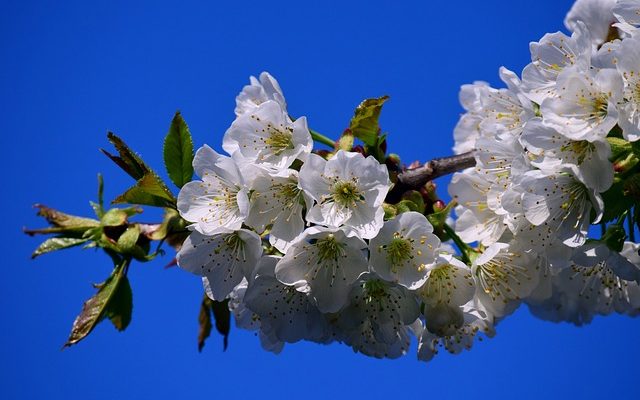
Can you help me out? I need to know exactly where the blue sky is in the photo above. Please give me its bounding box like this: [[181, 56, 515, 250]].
[[2, 0, 639, 399]]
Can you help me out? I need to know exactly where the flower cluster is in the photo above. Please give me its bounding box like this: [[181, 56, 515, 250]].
[[451, 0, 640, 329], [176, 0, 640, 362]]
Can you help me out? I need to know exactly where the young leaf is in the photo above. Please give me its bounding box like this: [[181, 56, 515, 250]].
[[31, 237, 89, 259], [197, 295, 213, 352], [101, 132, 148, 180], [349, 96, 389, 146], [211, 299, 231, 351], [198, 296, 230, 351], [31, 204, 100, 231], [112, 174, 177, 208], [64, 260, 132, 347], [105, 274, 133, 331], [102, 132, 176, 209], [601, 180, 634, 223], [164, 112, 194, 188]]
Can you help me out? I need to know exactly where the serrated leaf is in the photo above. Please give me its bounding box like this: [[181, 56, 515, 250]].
[[164, 112, 194, 188], [101, 132, 149, 180], [31, 237, 89, 259], [349, 96, 389, 146], [30, 204, 100, 231], [112, 173, 176, 208], [102, 132, 176, 208], [105, 274, 132, 331], [64, 261, 132, 347]]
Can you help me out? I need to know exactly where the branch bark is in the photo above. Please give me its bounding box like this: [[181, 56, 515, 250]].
[[386, 150, 476, 203]]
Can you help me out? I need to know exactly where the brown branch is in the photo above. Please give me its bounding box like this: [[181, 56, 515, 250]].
[[386, 150, 476, 203]]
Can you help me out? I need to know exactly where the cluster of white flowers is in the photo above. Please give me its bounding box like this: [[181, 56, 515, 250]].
[[176, 0, 640, 362], [451, 0, 640, 327]]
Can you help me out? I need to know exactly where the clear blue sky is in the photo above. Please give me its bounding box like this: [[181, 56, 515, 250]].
[[3, 0, 639, 399]]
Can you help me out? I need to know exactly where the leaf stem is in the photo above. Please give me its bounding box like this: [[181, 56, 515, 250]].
[[442, 223, 472, 265], [310, 129, 336, 148]]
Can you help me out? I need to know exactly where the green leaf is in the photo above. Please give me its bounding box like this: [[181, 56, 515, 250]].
[[101, 132, 148, 180], [608, 137, 632, 161], [112, 174, 177, 208], [198, 296, 230, 351], [602, 224, 626, 252], [29, 204, 100, 232], [101, 208, 128, 227], [102, 132, 176, 208], [601, 179, 635, 223], [348, 96, 389, 146], [117, 225, 141, 252], [211, 299, 231, 351], [31, 237, 89, 259], [104, 274, 133, 331], [401, 190, 425, 214], [197, 295, 213, 352], [64, 260, 132, 347], [164, 111, 194, 188]]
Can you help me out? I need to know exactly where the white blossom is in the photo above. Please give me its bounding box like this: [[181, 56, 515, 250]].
[[540, 67, 623, 142], [449, 171, 509, 246], [223, 100, 312, 171], [472, 242, 540, 317], [235, 71, 287, 116], [616, 35, 640, 141], [275, 227, 369, 313], [369, 211, 441, 289], [417, 302, 494, 362], [336, 275, 420, 359], [564, 0, 617, 48], [244, 256, 331, 343], [529, 242, 640, 324], [521, 22, 591, 104], [453, 81, 490, 154], [245, 170, 312, 253], [416, 254, 475, 308], [228, 279, 285, 354], [299, 150, 390, 239], [178, 145, 250, 235], [519, 170, 603, 247], [613, 0, 640, 28], [520, 117, 614, 192], [177, 229, 263, 300]]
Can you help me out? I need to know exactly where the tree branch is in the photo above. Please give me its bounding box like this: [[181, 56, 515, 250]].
[[386, 150, 476, 203]]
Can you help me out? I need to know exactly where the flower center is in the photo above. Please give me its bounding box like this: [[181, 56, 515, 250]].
[[315, 234, 346, 263], [385, 235, 414, 268], [420, 264, 453, 304], [577, 93, 609, 123], [222, 233, 246, 261], [331, 180, 363, 207], [475, 253, 529, 302], [265, 125, 294, 155], [362, 279, 387, 302], [274, 181, 305, 208], [560, 140, 595, 165]]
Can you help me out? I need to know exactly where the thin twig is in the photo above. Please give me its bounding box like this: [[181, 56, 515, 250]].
[[387, 150, 476, 202]]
